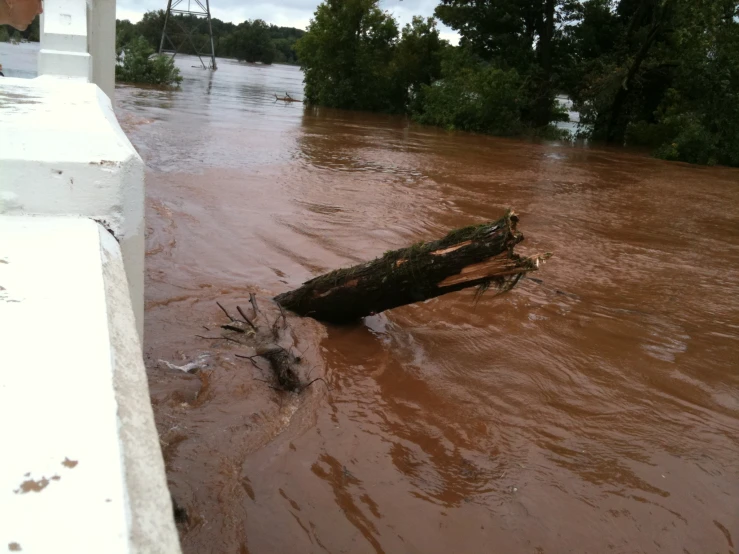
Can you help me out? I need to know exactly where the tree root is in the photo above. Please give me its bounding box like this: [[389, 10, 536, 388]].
[[211, 297, 314, 393]]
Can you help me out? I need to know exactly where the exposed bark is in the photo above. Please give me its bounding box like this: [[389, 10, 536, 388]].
[[606, 22, 660, 142], [531, 0, 557, 128], [274, 212, 548, 323], [625, 0, 653, 44], [537, 0, 556, 73]]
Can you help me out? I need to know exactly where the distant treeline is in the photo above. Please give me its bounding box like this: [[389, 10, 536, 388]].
[[116, 11, 304, 65]]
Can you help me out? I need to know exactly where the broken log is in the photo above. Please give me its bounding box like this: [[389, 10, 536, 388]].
[[275, 93, 301, 102], [275, 211, 548, 323]]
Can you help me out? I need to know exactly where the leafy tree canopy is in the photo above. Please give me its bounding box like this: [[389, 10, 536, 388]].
[[567, 0, 739, 165]]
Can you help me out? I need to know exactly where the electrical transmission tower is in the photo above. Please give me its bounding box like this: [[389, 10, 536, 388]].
[[159, 0, 217, 70]]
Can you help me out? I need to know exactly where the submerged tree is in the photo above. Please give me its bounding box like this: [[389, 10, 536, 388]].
[[568, 0, 739, 166], [414, 46, 529, 135], [650, 0, 739, 165], [297, 2, 448, 113], [394, 16, 447, 111], [296, 0, 401, 111], [435, 0, 577, 127], [297, 0, 567, 132], [233, 19, 277, 64], [115, 36, 183, 87]]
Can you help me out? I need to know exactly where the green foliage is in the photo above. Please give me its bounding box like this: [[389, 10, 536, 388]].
[[296, 0, 401, 111], [651, 115, 719, 166], [414, 49, 526, 135], [26, 17, 39, 42], [232, 19, 276, 64], [394, 17, 446, 110], [297, 0, 575, 133], [436, 0, 540, 69], [115, 12, 304, 65], [115, 37, 183, 87], [569, 0, 620, 61], [435, 0, 579, 126], [116, 19, 138, 51], [1, 15, 39, 42], [109, 0, 739, 167], [135, 10, 168, 51], [297, 3, 447, 113], [298, 0, 571, 135], [273, 38, 299, 64], [568, 0, 739, 166], [267, 26, 305, 64]]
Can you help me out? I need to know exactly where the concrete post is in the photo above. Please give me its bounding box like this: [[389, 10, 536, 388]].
[[0, 77, 145, 340], [38, 0, 92, 81], [87, 0, 116, 103]]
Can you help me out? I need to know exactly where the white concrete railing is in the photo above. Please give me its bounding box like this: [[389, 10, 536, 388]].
[[0, 75, 145, 339], [0, 2, 181, 552], [37, 0, 92, 81], [86, 0, 116, 102], [0, 217, 181, 554], [37, 0, 116, 101]]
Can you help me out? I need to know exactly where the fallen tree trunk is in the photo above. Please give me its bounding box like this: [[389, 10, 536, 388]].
[[275, 211, 548, 323]]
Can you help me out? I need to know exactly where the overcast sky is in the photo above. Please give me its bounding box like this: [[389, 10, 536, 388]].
[[116, 0, 459, 43]]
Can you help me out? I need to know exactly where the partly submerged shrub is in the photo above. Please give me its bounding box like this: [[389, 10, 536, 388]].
[[415, 64, 526, 136], [116, 37, 183, 87]]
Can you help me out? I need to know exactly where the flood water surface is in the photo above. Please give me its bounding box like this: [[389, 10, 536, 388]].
[[116, 57, 739, 554]]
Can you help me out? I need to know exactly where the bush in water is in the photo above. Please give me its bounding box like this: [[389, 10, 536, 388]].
[[115, 36, 183, 87], [415, 64, 525, 136]]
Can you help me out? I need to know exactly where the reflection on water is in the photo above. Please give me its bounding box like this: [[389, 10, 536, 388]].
[[116, 55, 739, 554]]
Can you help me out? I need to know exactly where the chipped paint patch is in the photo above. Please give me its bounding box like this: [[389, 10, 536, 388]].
[[93, 218, 119, 241], [15, 477, 50, 494], [62, 457, 78, 469]]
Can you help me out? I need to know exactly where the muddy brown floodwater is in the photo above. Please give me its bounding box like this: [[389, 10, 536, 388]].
[[115, 56, 739, 554]]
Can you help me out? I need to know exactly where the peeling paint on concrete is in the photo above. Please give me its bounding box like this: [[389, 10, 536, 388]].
[[15, 477, 50, 494]]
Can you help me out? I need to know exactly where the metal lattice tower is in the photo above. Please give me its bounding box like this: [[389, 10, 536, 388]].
[[159, 0, 217, 70]]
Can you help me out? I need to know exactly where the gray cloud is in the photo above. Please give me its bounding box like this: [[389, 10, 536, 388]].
[[116, 0, 458, 42]]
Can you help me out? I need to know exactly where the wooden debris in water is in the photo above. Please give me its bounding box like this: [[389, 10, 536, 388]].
[[274, 211, 549, 323], [275, 92, 301, 102], [208, 299, 325, 393]]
